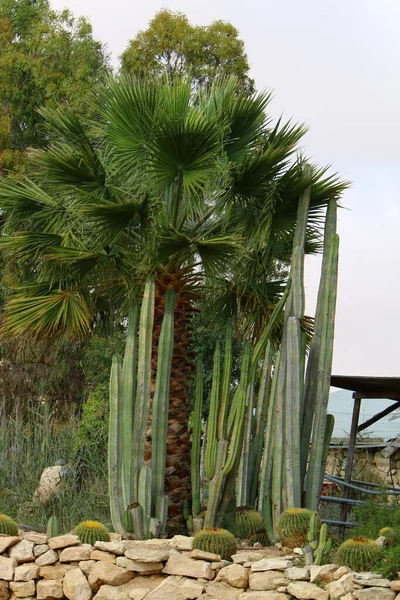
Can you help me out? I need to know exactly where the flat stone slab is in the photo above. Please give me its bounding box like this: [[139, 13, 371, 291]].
[[190, 548, 221, 562], [251, 559, 292, 572], [0, 535, 21, 553], [48, 534, 80, 550], [124, 546, 170, 563], [163, 552, 213, 580]]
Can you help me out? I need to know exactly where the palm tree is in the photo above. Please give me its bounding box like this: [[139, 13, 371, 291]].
[[0, 76, 347, 532]]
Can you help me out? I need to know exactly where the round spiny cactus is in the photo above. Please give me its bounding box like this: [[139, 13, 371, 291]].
[[235, 506, 266, 540], [0, 514, 19, 536], [193, 528, 237, 560], [336, 536, 384, 572], [72, 520, 110, 545], [379, 527, 397, 547], [248, 528, 269, 547], [276, 508, 317, 548]]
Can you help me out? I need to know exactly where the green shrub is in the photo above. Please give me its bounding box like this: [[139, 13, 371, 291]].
[[352, 499, 397, 540], [276, 508, 316, 548], [336, 536, 384, 571], [373, 546, 400, 579], [73, 520, 110, 545], [193, 528, 237, 560]]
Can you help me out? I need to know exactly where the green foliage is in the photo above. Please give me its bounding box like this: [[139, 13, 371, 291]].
[[373, 545, 400, 579], [0, 0, 109, 172], [46, 515, 59, 538], [276, 508, 316, 548], [74, 384, 109, 472], [121, 9, 254, 93], [193, 528, 238, 560], [352, 499, 398, 540], [0, 513, 18, 535], [336, 537, 384, 572], [73, 520, 110, 544], [379, 527, 397, 547], [235, 506, 265, 540]]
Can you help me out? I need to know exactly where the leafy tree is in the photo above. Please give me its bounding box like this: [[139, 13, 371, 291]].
[[121, 9, 254, 93], [0, 76, 346, 532], [0, 0, 109, 173]]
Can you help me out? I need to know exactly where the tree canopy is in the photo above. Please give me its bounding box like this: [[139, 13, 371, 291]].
[[120, 9, 254, 93], [0, 0, 109, 173]]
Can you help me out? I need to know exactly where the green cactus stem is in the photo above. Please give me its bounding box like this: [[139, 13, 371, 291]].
[[205, 342, 221, 480], [193, 528, 238, 561], [46, 516, 59, 539], [151, 289, 176, 503], [217, 319, 233, 441], [73, 521, 110, 545], [314, 523, 332, 565], [191, 357, 203, 517], [0, 514, 19, 536], [336, 537, 384, 572]]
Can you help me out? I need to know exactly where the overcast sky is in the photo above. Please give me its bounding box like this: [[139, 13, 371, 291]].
[[52, 0, 400, 378]]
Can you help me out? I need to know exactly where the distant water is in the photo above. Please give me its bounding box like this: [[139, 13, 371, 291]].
[[328, 389, 400, 441]]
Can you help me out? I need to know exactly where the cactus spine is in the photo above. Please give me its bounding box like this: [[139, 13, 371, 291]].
[[46, 516, 59, 539], [108, 277, 176, 538]]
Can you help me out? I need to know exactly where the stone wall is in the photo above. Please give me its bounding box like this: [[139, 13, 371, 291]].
[[1, 530, 400, 600], [326, 446, 400, 488]]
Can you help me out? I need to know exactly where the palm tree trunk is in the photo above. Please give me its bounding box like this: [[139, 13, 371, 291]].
[[145, 270, 196, 535]]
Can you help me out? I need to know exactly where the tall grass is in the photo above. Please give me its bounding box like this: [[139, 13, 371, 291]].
[[0, 402, 110, 533]]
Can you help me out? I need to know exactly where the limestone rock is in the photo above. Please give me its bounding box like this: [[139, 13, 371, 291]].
[[354, 573, 383, 580], [0, 557, 17, 581], [233, 553, 263, 565], [163, 553, 213, 580], [287, 581, 329, 600], [59, 544, 93, 562], [375, 536, 388, 547], [0, 536, 20, 554], [90, 550, 115, 562], [238, 592, 290, 599], [48, 535, 80, 550], [93, 576, 164, 599], [22, 533, 47, 545], [169, 536, 193, 552], [190, 549, 221, 562], [88, 561, 133, 587], [130, 589, 149, 600], [293, 548, 304, 556], [354, 577, 390, 587], [205, 581, 241, 600], [211, 561, 225, 570], [216, 564, 248, 588], [93, 541, 126, 555], [35, 550, 59, 567], [33, 465, 64, 504], [353, 589, 396, 600], [285, 567, 309, 581], [33, 545, 49, 558], [390, 581, 400, 592], [63, 568, 92, 600], [249, 571, 288, 591], [308, 565, 337, 584], [39, 564, 73, 580], [79, 561, 97, 577], [9, 581, 35, 598], [325, 573, 360, 598], [36, 579, 64, 600], [146, 576, 204, 599], [333, 566, 352, 579], [124, 546, 170, 563], [14, 564, 39, 581], [251, 560, 292, 573], [0, 581, 9, 600], [9, 540, 35, 562], [116, 556, 164, 574]]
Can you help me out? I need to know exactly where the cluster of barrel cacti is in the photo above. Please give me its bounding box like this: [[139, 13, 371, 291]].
[[108, 278, 176, 539]]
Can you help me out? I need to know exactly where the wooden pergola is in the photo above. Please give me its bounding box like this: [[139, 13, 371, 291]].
[[330, 375, 400, 524]]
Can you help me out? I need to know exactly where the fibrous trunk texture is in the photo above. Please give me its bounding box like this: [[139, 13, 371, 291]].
[[145, 270, 196, 534]]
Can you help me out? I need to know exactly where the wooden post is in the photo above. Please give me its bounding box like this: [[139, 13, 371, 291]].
[[339, 394, 361, 536]]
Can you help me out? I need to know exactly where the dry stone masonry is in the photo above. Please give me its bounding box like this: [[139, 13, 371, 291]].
[[1, 531, 400, 600]]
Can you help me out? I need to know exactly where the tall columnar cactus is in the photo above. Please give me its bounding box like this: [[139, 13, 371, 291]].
[[108, 277, 176, 539], [313, 523, 332, 565], [46, 516, 59, 539], [191, 357, 204, 518]]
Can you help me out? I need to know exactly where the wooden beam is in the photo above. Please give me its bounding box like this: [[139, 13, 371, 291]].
[[340, 395, 361, 536], [354, 393, 400, 400], [357, 400, 400, 433]]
